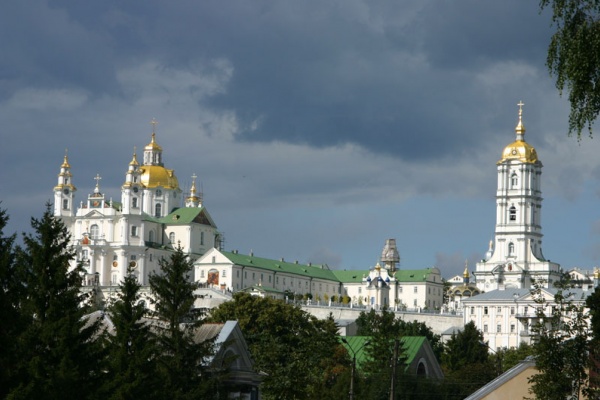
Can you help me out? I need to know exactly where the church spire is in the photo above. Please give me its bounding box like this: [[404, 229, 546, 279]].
[[515, 100, 526, 141], [53, 149, 76, 217], [185, 173, 203, 207]]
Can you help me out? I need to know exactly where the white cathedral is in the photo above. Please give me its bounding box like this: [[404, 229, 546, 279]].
[[473, 102, 562, 292], [53, 125, 222, 289]]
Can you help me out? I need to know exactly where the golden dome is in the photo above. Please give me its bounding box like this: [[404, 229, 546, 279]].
[[139, 165, 179, 189], [498, 101, 538, 164], [499, 140, 538, 164]]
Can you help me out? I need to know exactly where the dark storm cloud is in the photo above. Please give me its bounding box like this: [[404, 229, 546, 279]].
[[2, 1, 554, 161]]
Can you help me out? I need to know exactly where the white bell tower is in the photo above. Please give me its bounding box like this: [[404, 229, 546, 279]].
[[475, 102, 561, 291], [53, 150, 76, 217]]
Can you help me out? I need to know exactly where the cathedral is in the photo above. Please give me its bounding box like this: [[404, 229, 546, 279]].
[[473, 102, 562, 292], [53, 124, 221, 291]]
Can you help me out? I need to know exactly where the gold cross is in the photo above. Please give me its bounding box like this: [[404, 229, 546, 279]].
[[150, 118, 158, 133]]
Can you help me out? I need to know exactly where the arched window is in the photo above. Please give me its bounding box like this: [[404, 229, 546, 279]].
[[508, 242, 515, 256], [90, 224, 100, 239], [132, 197, 138, 208], [148, 230, 155, 243], [509, 206, 517, 221], [155, 203, 162, 217], [169, 232, 175, 244], [511, 172, 518, 188]]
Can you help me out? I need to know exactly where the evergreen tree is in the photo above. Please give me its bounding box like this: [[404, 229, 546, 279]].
[[586, 284, 600, 396], [0, 206, 19, 398], [149, 247, 214, 400], [103, 265, 159, 399], [8, 204, 105, 400]]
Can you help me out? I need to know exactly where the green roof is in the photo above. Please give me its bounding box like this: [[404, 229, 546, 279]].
[[222, 251, 339, 281], [394, 268, 436, 282], [158, 207, 217, 227], [242, 285, 284, 294], [331, 270, 369, 283], [341, 336, 427, 370]]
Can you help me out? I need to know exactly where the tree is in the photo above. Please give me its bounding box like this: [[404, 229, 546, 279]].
[[8, 204, 105, 400], [528, 275, 591, 400], [103, 265, 159, 399], [540, 0, 600, 138], [149, 248, 215, 400], [0, 206, 20, 398], [442, 321, 495, 399], [586, 284, 600, 395], [208, 292, 341, 400]]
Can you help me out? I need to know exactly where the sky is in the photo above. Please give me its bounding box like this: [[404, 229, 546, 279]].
[[2, 0, 600, 279]]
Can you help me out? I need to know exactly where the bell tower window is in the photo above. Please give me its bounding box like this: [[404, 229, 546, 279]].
[[132, 197, 138, 208], [509, 206, 517, 221], [511, 173, 518, 188], [62, 199, 69, 210], [508, 242, 515, 256], [155, 203, 162, 217], [90, 224, 100, 239]]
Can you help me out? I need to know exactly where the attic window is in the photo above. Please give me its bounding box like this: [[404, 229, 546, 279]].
[[172, 215, 180, 221]]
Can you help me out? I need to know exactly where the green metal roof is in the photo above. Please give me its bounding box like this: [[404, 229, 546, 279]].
[[331, 270, 369, 283], [242, 285, 284, 294], [158, 207, 217, 227], [395, 268, 436, 282], [341, 336, 427, 370], [222, 251, 339, 282]]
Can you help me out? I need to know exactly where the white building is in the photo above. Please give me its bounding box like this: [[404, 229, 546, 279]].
[[53, 126, 221, 296], [462, 285, 592, 350], [474, 103, 561, 292], [194, 239, 444, 310]]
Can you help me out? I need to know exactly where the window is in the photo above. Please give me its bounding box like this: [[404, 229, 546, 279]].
[[201, 270, 205, 278], [399, 286, 403, 293], [509, 206, 517, 221], [511, 307, 515, 315], [470, 307, 475, 315], [510, 324, 515, 333], [511, 173, 518, 188], [62, 199, 69, 210], [497, 324, 501, 333], [155, 203, 162, 217], [524, 306, 528, 315], [484, 306, 488, 315], [358, 287, 362, 294], [414, 286, 418, 293], [90, 224, 100, 239], [149, 254, 153, 262], [130, 255, 136, 261], [200, 232, 204, 246], [484, 324, 488, 333], [81, 250, 88, 260], [236, 270, 239, 278], [497, 307, 502, 313], [222, 270, 226, 277], [508, 242, 515, 256], [413, 299, 417, 306], [132, 197, 138, 208], [112, 274, 118, 284], [169, 232, 175, 243], [252, 273, 255, 280], [131, 226, 138, 237], [212, 256, 216, 264]]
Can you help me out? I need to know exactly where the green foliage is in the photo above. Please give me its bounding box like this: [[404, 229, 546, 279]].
[[528, 275, 591, 399], [497, 342, 535, 372], [149, 247, 215, 400], [103, 265, 159, 399], [208, 292, 341, 400], [0, 206, 19, 398], [8, 204, 105, 400], [442, 321, 495, 399], [540, 0, 600, 138]]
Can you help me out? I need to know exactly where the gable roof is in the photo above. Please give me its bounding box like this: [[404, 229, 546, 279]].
[[222, 251, 339, 281], [341, 336, 426, 369], [395, 268, 438, 282], [159, 207, 217, 228]]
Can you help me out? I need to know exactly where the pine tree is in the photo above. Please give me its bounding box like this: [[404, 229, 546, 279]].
[[103, 265, 159, 399], [149, 247, 214, 400], [0, 206, 20, 398], [8, 204, 105, 400]]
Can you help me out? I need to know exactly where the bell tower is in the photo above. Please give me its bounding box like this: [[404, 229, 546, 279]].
[[475, 102, 561, 291], [53, 150, 76, 217]]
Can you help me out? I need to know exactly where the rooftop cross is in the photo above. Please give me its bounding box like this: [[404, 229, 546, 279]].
[[150, 118, 158, 133]]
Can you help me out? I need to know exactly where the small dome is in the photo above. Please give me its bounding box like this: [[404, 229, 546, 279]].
[[139, 165, 179, 189], [145, 132, 163, 152]]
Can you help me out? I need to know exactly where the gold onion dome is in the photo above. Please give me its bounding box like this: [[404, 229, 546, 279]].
[[139, 166, 179, 189], [129, 149, 139, 166], [499, 101, 538, 164]]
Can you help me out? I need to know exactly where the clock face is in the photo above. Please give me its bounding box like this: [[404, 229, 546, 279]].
[[63, 188, 70, 195], [511, 149, 517, 155], [156, 189, 162, 196], [133, 186, 139, 193]]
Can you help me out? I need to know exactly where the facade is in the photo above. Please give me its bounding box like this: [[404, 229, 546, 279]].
[[53, 127, 221, 293], [447, 263, 481, 312], [194, 239, 444, 310], [474, 103, 561, 292], [462, 286, 592, 350]]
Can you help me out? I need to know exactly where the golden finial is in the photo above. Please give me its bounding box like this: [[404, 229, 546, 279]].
[[515, 100, 526, 137], [61, 148, 70, 168], [150, 118, 158, 133], [129, 146, 139, 166], [594, 267, 599, 279], [463, 260, 469, 278]]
